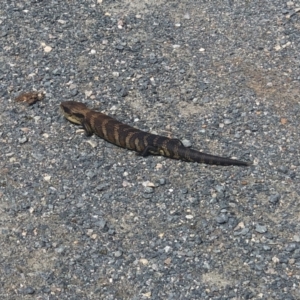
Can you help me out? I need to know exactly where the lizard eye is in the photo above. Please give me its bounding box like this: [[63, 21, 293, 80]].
[[61, 105, 71, 114]]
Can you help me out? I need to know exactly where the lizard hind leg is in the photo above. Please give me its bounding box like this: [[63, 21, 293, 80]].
[[141, 145, 160, 156]]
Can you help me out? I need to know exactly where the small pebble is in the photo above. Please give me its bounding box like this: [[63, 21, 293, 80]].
[[183, 13, 190, 19], [159, 178, 166, 185], [255, 224, 267, 233], [144, 187, 154, 194], [23, 287, 35, 295], [95, 219, 106, 229], [114, 250, 122, 258], [224, 119, 233, 125], [278, 166, 288, 174], [55, 246, 65, 254], [185, 215, 193, 219], [216, 214, 228, 224], [269, 193, 281, 204], [285, 243, 297, 252], [293, 235, 300, 242], [18, 136, 28, 144], [263, 245, 271, 251], [182, 139, 192, 147]]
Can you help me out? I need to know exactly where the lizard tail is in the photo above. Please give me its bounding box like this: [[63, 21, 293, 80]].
[[176, 146, 251, 166]]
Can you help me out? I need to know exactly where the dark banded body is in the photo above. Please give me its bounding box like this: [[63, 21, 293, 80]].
[[60, 101, 251, 166]]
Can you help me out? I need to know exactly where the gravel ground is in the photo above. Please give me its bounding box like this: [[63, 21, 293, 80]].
[[1, 0, 300, 299]]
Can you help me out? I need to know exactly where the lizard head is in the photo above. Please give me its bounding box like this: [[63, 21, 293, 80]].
[[60, 101, 89, 125]]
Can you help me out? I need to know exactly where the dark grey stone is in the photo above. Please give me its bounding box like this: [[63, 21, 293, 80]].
[[269, 193, 281, 204], [216, 213, 229, 224]]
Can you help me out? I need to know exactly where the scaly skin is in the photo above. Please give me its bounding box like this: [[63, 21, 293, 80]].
[[60, 101, 251, 166]]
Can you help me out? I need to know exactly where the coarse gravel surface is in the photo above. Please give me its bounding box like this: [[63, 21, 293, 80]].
[[1, 0, 300, 299]]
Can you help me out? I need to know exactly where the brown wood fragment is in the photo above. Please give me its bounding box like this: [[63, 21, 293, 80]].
[[14, 91, 45, 105]]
